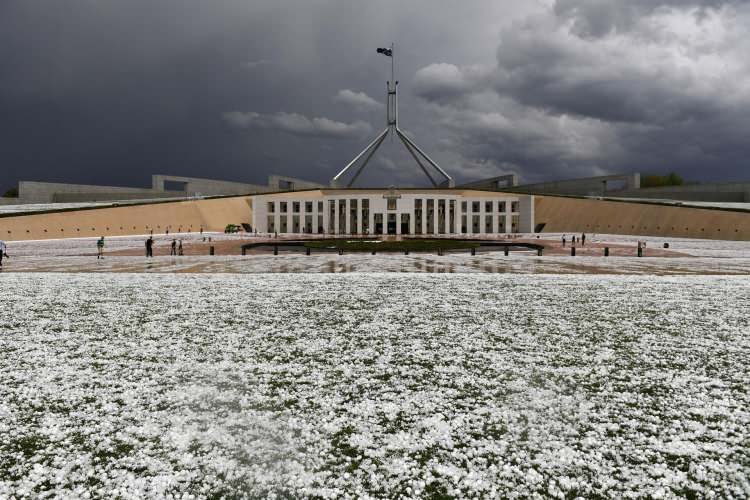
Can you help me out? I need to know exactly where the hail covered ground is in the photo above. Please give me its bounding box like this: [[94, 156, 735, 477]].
[[1, 234, 749, 498]]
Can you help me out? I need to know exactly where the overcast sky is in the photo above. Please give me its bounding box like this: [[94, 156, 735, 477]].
[[2, 0, 749, 193]]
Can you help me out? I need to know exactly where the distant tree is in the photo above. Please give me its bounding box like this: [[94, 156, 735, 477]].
[[667, 172, 684, 186], [641, 172, 684, 188], [2, 187, 18, 198]]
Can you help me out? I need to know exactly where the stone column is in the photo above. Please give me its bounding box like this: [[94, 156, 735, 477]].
[[518, 195, 535, 233], [421, 199, 426, 235], [478, 199, 484, 235]]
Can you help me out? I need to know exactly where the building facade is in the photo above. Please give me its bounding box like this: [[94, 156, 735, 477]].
[[251, 189, 534, 235]]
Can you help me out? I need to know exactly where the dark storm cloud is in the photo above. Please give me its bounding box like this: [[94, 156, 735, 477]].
[[553, 0, 736, 38], [223, 111, 372, 139], [332, 90, 383, 112], [1, 0, 749, 194], [413, 0, 750, 182]]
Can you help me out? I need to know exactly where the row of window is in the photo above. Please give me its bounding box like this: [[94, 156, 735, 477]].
[[266, 199, 519, 214], [266, 213, 521, 235]]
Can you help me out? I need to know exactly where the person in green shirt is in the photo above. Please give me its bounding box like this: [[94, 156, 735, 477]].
[[96, 237, 104, 259]]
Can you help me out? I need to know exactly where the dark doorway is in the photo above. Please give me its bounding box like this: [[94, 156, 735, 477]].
[[164, 180, 188, 192], [374, 213, 383, 235], [400, 213, 410, 235], [387, 214, 397, 235]]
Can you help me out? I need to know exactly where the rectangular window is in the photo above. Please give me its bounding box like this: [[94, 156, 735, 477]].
[[331, 199, 338, 233], [512, 215, 520, 233], [472, 215, 480, 234], [280, 202, 288, 213], [267, 201, 275, 213], [318, 201, 323, 212], [292, 215, 300, 233], [304, 214, 312, 233], [449, 200, 456, 233], [426, 199, 435, 233], [387, 198, 397, 211], [498, 201, 506, 213], [511, 201, 519, 212], [317, 214, 323, 234], [498, 216, 506, 233], [461, 200, 467, 212], [280, 216, 288, 233], [374, 213, 383, 235], [461, 215, 467, 234], [267, 215, 275, 233], [400, 213, 410, 234], [292, 201, 300, 213], [485, 201, 493, 213], [485, 215, 493, 233], [438, 199, 446, 234], [305, 201, 313, 213], [472, 201, 480, 213], [361, 199, 369, 234]]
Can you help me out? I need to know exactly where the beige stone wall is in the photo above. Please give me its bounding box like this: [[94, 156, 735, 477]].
[[0, 196, 252, 241], [535, 195, 750, 240]]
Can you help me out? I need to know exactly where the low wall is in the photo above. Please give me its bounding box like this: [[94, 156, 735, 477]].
[[535, 195, 750, 240], [616, 182, 750, 202], [510, 173, 640, 196], [0, 196, 252, 241], [151, 174, 272, 196], [54, 191, 185, 203], [19, 181, 156, 204]]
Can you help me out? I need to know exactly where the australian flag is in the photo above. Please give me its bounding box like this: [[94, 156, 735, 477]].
[[376, 47, 393, 57]]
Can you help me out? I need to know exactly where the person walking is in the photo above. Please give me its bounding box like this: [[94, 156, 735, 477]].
[[145, 236, 154, 257], [178, 240, 183, 256], [0, 240, 8, 267], [562, 234, 566, 247], [170, 239, 177, 256], [96, 236, 105, 259], [581, 233, 586, 246]]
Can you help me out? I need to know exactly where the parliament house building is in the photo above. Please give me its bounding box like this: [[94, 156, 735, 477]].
[[251, 188, 534, 236]]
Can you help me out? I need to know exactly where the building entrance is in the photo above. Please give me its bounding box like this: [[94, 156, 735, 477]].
[[400, 213, 410, 234], [374, 213, 383, 235], [387, 214, 397, 235]]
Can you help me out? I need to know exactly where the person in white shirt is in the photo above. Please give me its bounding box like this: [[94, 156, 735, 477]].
[[0, 240, 7, 267]]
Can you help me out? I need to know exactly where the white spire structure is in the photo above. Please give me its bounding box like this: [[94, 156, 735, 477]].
[[330, 44, 454, 188]]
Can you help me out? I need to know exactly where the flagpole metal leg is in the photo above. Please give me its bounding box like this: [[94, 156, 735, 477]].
[[397, 128, 454, 187], [348, 131, 388, 187], [397, 131, 437, 187], [331, 128, 389, 187]]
